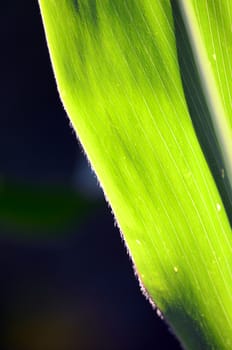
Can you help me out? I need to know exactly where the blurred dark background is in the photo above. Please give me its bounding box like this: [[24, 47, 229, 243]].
[[0, 2, 182, 349]]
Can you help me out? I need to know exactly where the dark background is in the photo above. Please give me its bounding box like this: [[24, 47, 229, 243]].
[[0, 2, 182, 349]]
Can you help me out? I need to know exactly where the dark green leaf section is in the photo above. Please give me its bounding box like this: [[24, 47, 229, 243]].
[[172, 1, 232, 225], [0, 180, 96, 235], [176, 0, 232, 194]]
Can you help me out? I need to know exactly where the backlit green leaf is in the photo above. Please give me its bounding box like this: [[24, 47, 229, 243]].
[[38, 1, 232, 348]]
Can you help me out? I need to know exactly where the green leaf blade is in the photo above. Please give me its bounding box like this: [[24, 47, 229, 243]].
[[192, 1, 232, 128], [178, 0, 232, 194], [39, 1, 232, 348]]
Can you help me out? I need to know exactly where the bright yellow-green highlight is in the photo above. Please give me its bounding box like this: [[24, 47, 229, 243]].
[[39, 1, 232, 349]]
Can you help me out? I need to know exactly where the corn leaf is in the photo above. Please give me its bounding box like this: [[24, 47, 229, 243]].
[[38, 1, 232, 348]]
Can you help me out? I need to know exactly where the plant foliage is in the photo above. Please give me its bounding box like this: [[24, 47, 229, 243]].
[[38, 1, 232, 348]]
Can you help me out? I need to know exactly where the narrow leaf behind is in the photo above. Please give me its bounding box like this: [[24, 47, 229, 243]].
[[177, 0, 232, 195]]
